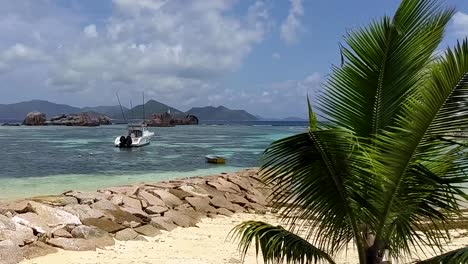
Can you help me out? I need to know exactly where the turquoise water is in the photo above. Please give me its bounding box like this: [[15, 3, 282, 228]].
[[0, 124, 305, 199]]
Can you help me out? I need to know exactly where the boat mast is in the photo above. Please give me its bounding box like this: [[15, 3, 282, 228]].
[[130, 100, 133, 122], [116, 92, 127, 122], [142, 92, 145, 123]]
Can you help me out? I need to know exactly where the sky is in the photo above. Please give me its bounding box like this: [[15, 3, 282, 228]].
[[0, 0, 467, 118]]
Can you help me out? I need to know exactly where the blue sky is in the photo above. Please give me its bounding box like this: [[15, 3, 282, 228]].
[[1, 0, 467, 118]]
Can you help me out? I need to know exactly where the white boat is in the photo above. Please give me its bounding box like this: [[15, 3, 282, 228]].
[[115, 124, 154, 148]]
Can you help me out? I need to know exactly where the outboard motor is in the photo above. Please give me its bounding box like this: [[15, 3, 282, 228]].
[[119, 136, 126, 148], [126, 135, 132, 147]]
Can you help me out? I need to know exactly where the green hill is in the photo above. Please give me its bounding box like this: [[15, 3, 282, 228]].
[[187, 106, 258, 121], [122, 100, 184, 120]]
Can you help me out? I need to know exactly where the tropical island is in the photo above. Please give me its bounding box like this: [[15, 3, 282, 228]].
[[0, 99, 264, 127]]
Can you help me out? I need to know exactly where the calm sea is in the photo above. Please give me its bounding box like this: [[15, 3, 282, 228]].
[[0, 122, 307, 199]]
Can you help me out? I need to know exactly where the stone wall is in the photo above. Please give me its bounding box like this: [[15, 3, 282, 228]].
[[0, 169, 269, 263]]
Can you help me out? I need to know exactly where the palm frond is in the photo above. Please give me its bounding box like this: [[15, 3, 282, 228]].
[[259, 128, 377, 258], [373, 39, 468, 257], [230, 221, 336, 264], [416, 247, 468, 264], [318, 0, 454, 137]]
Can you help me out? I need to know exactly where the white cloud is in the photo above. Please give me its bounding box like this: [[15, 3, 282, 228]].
[[452, 12, 468, 38], [280, 0, 304, 45], [202, 72, 322, 118], [272, 52, 281, 60], [0, 0, 271, 108], [83, 24, 98, 38]]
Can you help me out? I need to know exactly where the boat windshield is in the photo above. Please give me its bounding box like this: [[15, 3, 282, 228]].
[[129, 130, 143, 138]]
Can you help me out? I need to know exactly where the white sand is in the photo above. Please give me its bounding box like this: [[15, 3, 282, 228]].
[[20, 213, 467, 264]]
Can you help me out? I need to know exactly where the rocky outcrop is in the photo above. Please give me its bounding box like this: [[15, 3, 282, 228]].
[[46, 112, 111, 126], [0, 169, 270, 263], [22, 112, 46, 126], [146, 112, 198, 127]]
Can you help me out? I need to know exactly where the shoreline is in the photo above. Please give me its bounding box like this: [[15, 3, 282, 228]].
[[0, 168, 270, 263], [0, 167, 252, 201], [0, 168, 466, 264]]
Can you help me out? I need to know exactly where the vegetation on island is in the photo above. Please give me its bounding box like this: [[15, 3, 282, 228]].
[[232, 0, 468, 263]]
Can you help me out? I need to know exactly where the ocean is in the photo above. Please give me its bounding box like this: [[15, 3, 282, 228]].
[[0, 122, 307, 199]]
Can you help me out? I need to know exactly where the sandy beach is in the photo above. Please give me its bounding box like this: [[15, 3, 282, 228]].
[[19, 212, 468, 264]]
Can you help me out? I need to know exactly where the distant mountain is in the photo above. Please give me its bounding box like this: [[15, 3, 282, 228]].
[[121, 100, 184, 119], [0, 100, 80, 119], [187, 106, 258, 121], [82, 105, 128, 118]]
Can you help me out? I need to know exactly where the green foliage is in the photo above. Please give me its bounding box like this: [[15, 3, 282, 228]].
[[232, 0, 468, 263]]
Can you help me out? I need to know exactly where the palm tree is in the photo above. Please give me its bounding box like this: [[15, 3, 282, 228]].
[[231, 0, 468, 263]]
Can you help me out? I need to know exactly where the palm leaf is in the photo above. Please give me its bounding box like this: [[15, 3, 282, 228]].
[[259, 128, 377, 260], [318, 0, 454, 138], [230, 221, 336, 264], [373, 39, 468, 257], [416, 247, 468, 264]]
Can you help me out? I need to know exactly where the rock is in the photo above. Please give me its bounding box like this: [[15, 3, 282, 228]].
[[175, 204, 204, 221], [121, 206, 149, 219], [110, 195, 124, 205], [197, 183, 226, 198], [115, 228, 139, 241], [28, 201, 81, 227], [71, 225, 106, 239], [12, 212, 50, 233], [138, 191, 166, 207], [0, 200, 29, 214], [179, 185, 210, 197], [150, 217, 177, 231], [91, 200, 118, 211], [122, 221, 141, 228], [122, 196, 142, 210], [226, 176, 256, 193], [23, 112, 46, 126], [0, 222, 36, 246], [101, 186, 134, 195], [46, 113, 108, 127], [81, 218, 125, 233], [0, 240, 24, 264], [151, 190, 183, 208], [167, 188, 193, 200], [185, 197, 217, 213], [103, 209, 143, 224], [207, 180, 237, 193], [64, 191, 107, 204], [246, 192, 268, 206], [134, 235, 148, 241], [145, 205, 168, 214], [164, 210, 197, 228], [53, 228, 73, 238], [141, 199, 148, 208], [248, 203, 267, 214], [217, 178, 241, 193], [47, 238, 96, 251], [134, 225, 162, 237], [22, 241, 58, 260], [225, 193, 249, 205], [209, 196, 239, 212], [62, 204, 105, 220], [216, 208, 234, 216], [30, 195, 78, 206], [0, 215, 15, 230]]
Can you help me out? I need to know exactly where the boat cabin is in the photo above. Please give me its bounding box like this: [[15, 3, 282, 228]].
[[127, 124, 147, 138]]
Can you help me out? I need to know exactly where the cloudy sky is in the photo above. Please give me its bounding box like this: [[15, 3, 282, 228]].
[[1, 0, 467, 118]]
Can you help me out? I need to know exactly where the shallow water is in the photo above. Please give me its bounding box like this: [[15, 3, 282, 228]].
[[0, 124, 305, 199]]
